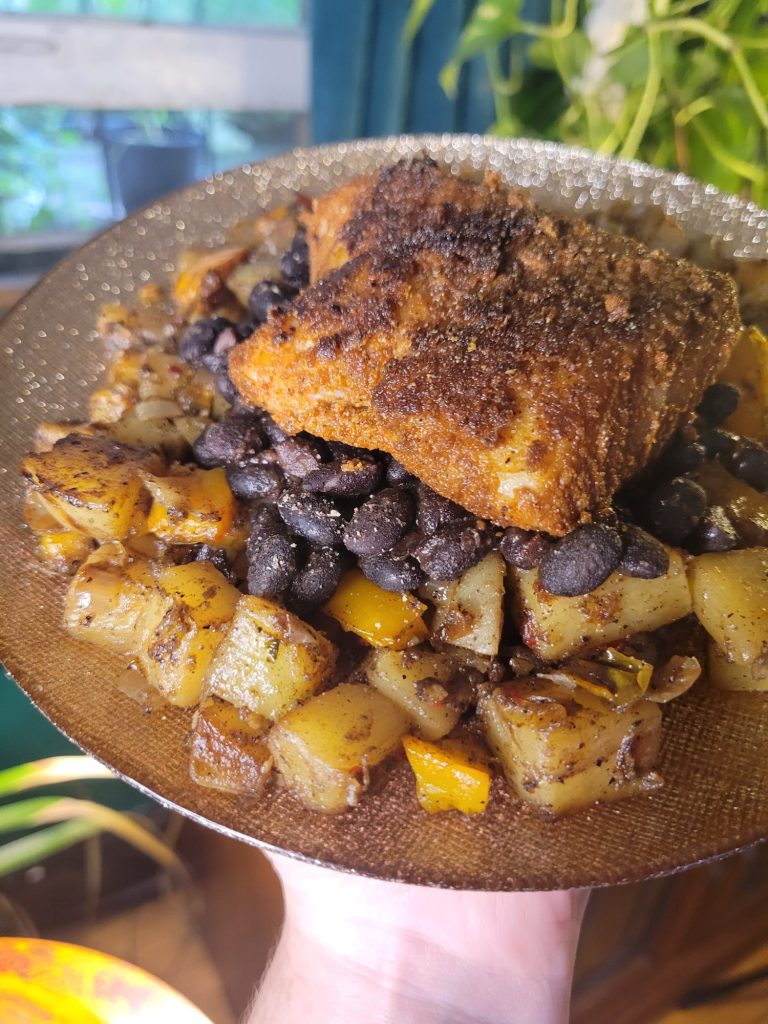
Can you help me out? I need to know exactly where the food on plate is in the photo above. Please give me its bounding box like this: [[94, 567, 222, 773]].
[[230, 159, 741, 535], [19, 155, 768, 820]]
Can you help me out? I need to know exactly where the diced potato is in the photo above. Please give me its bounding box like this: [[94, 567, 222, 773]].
[[267, 683, 409, 812], [719, 326, 768, 440], [403, 735, 491, 814], [481, 679, 662, 816], [189, 696, 273, 794], [695, 460, 768, 546], [225, 255, 282, 309], [38, 530, 93, 572], [732, 263, 768, 334], [205, 595, 336, 720], [421, 551, 505, 657], [145, 467, 238, 545], [708, 639, 768, 691], [324, 570, 428, 650], [158, 561, 240, 628], [688, 548, 768, 667], [508, 548, 691, 661], [34, 421, 99, 452], [97, 302, 174, 351], [139, 606, 225, 708], [89, 386, 134, 425], [362, 646, 464, 740], [22, 435, 164, 543], [107, 407, 190, 459], [138, 350, 191, 403], [174, 244, 247, 313], [63, 542, 170, 655], [23, 490, 63, 533]]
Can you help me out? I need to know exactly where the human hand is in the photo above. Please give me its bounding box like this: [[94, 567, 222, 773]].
[[248, 853, 588, 1024]]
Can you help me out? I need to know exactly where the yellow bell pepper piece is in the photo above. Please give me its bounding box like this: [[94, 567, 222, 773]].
[[145, 467, 238, 544], [323, 570, 428, 650], [403, 735, 491, 814], [158, 560, 240, 629]]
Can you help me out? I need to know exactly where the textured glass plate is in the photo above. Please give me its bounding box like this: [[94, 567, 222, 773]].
[[1, 135, 767, 890]]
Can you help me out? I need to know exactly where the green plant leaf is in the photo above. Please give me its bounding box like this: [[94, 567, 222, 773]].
[[0, 756, 114, 798], [0, 820, 100, 878], [441, 0, 524, 97], [403, 0, 437, 45]]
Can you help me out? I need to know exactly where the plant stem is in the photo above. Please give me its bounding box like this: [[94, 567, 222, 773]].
[[620, 32, 662, 160], [648, 17, 768, 131], [690, 117, 768, 186], [518, 0, 578, 40], [0, 820, 99, 877], [674, 96, 716, 127]]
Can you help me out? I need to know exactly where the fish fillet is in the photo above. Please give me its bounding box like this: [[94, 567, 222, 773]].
[[230, 158, 741, 534]]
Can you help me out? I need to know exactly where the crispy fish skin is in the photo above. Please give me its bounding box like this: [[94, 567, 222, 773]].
[[230, 159, 742, 534]]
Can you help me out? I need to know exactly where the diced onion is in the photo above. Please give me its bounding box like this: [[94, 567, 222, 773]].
[[133, 399, 183, 421]]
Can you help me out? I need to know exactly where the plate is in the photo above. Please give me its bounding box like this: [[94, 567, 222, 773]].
[[1, 135, 767, 890]]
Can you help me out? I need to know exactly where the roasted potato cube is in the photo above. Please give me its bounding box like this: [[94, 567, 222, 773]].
[[107, 407, 190, 460], [190, 696, 273, 794], [63, 542, 170, 655], [708, 639, 768, 690], [22, 434, 163, 543], [509, 548, 691, 661], [695, 460, 768, 546], [323, 570, 428, 650], [38, 530, 93, 572], [23, 490, 64, 533], [157, 561, 239, 629], [403, 735, 491, 814], [174, 244, 247, 314], [139, 606, 225, 708], [362, 647, 464, 740], [481, 679, 663, 816], [421, 551, 505, 657], [145, 467, 238, 545], [719, 326, 768, 440], [267, 683, 409, 812], [205, 595, 336, 720], [34, 421, 99, 452], [689, 548, 768, 667]]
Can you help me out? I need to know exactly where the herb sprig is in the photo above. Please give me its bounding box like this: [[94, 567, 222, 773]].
[[407, 0, 768, 205]]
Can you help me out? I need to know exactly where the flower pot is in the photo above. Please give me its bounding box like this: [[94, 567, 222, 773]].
[[103, 127, 207, 216]]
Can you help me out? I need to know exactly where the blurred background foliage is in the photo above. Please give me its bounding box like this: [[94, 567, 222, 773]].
[[409, 0, 768, 205]]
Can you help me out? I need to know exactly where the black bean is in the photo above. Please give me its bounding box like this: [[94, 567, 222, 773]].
[[280, 228, 309, 289], [235, 320, 258, 340], [499, 528, 553, 570], [246, 506, 298, 596], [343, 488, 414, 557], [416, 483, 470, 536], [724, 439, 768, 492], [656, 441, 706, 478], [192, 413, 263, 468], [327, 440, 376, 461], [646, 477, 707, 544], [691, 506, 739, 553], [697, 382, 741, 425], [618, 525, 669, 579], [215, 372, 239, 404], [182, 543, 234, 582], [201, 351, 229, 376], [386, 458, 418, 488], [302, 457, 383, 498], [277, 489, 345, 546], [538, 524, 622, 597], [290, 546, 344, 607], [259, 412, 288, 445], [178, 316, 232, 366], [359, 553, 426, 592], [699, 426, 739, 458], [414, 520, 493, 581], [247, 279, 297, 322], [274, 436, 327, 478], [226, 460, 284, 501]]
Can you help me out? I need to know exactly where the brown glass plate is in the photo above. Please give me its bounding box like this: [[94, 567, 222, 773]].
[[1, 136, 767, 890]]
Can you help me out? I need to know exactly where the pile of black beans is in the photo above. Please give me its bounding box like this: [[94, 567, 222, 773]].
[[176, 227, 768, 605]]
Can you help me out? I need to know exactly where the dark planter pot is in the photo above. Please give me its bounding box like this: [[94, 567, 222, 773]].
[[103, 127, 207, 215]]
